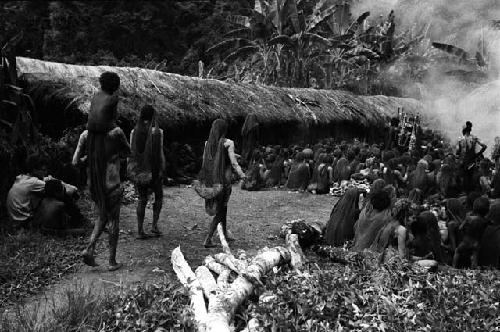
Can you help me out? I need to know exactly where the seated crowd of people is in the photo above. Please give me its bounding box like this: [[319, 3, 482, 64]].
[[241, 120, 500, 269]]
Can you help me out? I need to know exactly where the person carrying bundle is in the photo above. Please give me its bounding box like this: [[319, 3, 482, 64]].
[[73, 72, 131, 271], [128, 105, 165, 239], [195, 119, 246, 248]]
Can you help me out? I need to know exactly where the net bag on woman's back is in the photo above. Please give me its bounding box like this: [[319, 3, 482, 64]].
[[194, 139, 227, 216], [128, 124, 161, 186]]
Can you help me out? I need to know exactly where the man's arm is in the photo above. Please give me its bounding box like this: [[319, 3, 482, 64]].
[[72, 130, 88, 165], [116, 128, 131, 158], [129, 129, 135, 147], [476, 139, 487, 156]]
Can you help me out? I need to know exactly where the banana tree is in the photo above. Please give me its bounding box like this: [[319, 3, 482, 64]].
[[1, 33, 38, 145]]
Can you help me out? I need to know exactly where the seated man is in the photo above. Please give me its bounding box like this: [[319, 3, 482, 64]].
[[286, 152, 310, 192], [6, 154, 81, 230], [478, 202, 500, 269], [35, 179, 85, 236], [6, 155, 48, 228], [453, 196, 490, 268]]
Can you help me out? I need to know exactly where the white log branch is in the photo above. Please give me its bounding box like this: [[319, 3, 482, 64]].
[[205, 246, 291, 332], [214, 252, 248, 275], [171, 247, 207, 331], [195, 266, 218, 300], [216, 269, 232, 289], [205, 255, 230, 275], [286, 233, 306, 271]]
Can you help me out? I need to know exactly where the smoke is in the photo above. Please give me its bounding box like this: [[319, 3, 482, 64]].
[[352, 0, 500, 154]]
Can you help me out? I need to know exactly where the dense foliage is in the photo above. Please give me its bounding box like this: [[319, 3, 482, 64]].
[[247, 252, 500, 331], [0, 1, 423, 95], [0, 1, 252, 75]]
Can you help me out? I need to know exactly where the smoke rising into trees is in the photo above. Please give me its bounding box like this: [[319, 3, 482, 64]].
[[353, 0, 500, 152]]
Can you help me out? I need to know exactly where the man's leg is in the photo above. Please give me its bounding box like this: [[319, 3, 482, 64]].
[[151, 181, 163, 234], [221, 186, 235, 242], [82, 209, 106, 267], [107, 190, 123, 270], [136, 185, 148, 238], [203, 211, 220, 248]]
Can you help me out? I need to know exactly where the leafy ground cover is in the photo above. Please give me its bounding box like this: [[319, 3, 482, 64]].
[[1, 187, 499, 331], [246, 250, 500, 331], [0, 232, 86, 308]]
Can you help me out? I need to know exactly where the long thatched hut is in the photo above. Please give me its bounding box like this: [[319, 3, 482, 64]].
[[16, 57, 423, 146]]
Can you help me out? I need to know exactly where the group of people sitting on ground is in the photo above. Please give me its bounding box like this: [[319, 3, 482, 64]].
[[322, 120, 500, 269], [6, 154, 85, 236]]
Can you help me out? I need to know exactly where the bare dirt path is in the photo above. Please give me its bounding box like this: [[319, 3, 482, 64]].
[[12, 186, 335, 316]]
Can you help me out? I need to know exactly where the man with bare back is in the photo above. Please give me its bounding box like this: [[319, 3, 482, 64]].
[[72, 72, 130, 271]]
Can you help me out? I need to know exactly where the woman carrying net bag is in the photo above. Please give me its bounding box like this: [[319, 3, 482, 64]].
[[194, 119, 246, 248]]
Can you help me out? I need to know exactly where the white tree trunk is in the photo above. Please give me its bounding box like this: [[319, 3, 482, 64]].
[[204, 255, 228, 275], [171, 247, 207, 331], [205, 247, 290, 332], [286, 233, 306, 271], [214, 252, 248, 275], [217, 269, 232, 289], [195, 266, 217, 300]]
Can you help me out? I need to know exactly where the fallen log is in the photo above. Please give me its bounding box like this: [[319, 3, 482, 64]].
[[217, 269, 232, 289], [195, 266, 218, 300], [286, 233, 306, 271], [205, 246, 290, 332], [204, 256, 228, 275], [171, 247, 207, 331], [214, 252, 248, 275]]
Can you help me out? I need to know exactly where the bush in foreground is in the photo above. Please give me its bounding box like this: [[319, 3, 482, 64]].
[[248, 255, 500, 331], [1, 279, 194, 332]]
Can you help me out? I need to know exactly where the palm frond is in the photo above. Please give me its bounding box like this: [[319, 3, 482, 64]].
[[223, 45, 260, 63], [431, 42, 469, 62], [226, 15, 251, 28], [302, 33, 331, 47], [224, 28, 252, 39], [307, 4, 336, 32], [206, 38, 253, 55], [268, 35, 296, 47]]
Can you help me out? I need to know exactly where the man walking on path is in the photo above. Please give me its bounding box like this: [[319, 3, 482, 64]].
[[73, 72, 130, 271], [128, 104, 165, 239]]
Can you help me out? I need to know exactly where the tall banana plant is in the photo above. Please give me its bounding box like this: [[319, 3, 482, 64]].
[[206, 0, 283, 84], [1, 33, 38, 145]]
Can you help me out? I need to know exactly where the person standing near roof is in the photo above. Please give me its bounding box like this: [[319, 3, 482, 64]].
[[241, 112, 260, 168], [456, 121, 487, 194], [73, 72, 131, 271], [128, 104, 165, 239]]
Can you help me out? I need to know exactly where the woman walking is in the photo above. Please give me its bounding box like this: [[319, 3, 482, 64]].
[[196, 119, 245, 248], [128, 105, 165, 239]]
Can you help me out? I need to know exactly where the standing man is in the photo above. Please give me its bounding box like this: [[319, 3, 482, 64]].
[[128, 105, 165, 239], [457, 121, 487, 194], [73, 72, 130, 271]]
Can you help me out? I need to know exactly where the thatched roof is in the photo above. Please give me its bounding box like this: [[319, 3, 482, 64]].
[[16, 57, 423, 141]]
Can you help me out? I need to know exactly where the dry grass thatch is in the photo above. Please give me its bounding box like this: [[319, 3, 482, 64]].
[[16, 57, 423, 140]]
